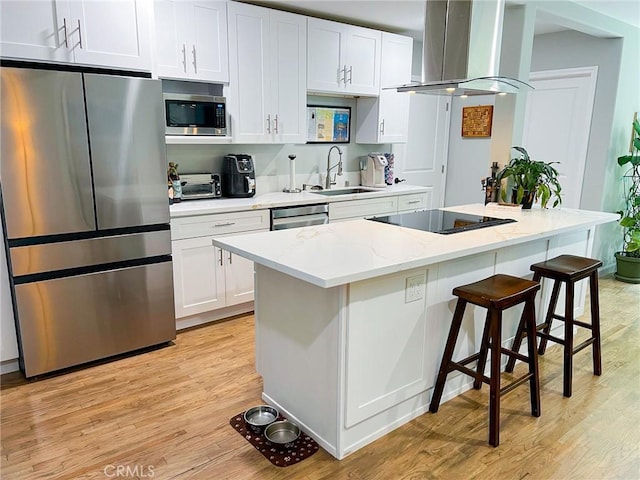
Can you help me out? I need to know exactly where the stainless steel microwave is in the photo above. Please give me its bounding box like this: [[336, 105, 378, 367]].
[[163, 93, 227, 136]]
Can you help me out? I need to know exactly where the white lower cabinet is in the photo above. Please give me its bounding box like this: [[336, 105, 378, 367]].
[[329, 192, 428, 222], [171, 210, 269, 319]]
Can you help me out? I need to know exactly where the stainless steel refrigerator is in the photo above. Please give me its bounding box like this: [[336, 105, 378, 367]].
[[0, 66, 176, 378]]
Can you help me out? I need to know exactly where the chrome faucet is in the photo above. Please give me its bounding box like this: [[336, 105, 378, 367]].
[[326, 145, 343, 189]]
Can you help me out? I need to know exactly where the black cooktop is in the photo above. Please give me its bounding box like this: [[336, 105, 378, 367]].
[[368, 209, 516, 235]]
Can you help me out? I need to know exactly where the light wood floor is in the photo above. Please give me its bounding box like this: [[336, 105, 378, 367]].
[[2, 276, 639, 480]]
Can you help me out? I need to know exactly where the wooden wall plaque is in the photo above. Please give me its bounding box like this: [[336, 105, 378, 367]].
[[462, 105, 493, 137]]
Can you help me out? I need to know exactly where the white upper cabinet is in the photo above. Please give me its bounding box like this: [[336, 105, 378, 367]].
[[227, 2, 306, 144], [0, 0, 152, 71], [0, 1, 73, 63], [154, 0, 229, 82], [355, 32, 413, 143], [307, 18, 381, 96]]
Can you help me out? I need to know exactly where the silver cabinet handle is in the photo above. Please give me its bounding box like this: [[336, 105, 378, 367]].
[[228, 251, 233, 264], [274, 114, 278, 134], [218, 248, 223, 266], [182, 44, 187, 72], [348, 65, 353, 84], [62, 18, 68, 48], [380, 119, 385, 135], [214, 222, 235, 227], [339, 65, 345, 84], [77, 19, 83, 49], [266, 114, 271, 134], [192, 45, 197, 73], [408, 200, 421, 204]]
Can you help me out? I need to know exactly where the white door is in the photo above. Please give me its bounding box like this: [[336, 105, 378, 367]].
[[69, 0, 151, 70], [172, 237, 226, 318], [344, 26, 381, 95], [522, 67, 598, 209], [227, 2, 271, 143], [154, 0, 187, 78], [0, 0, 73, 63], [378, 32, 412, 143], [269, 10, 306, 144], [190, 1, 228, 82], [307, 18, 346, 94], [224, 251, 256, 306], [393, 96, 450, 209]]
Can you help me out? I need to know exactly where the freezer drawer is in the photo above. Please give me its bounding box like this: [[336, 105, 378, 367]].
[[15, 261, 176, 377], [10, 229, 171, 277]]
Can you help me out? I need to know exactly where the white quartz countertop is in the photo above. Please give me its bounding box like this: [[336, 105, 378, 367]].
[[213, 203, 619, 288], [169, 184, 429, 217]]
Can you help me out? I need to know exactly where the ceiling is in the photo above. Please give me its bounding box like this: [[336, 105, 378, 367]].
[[241, 0, 640, 41]]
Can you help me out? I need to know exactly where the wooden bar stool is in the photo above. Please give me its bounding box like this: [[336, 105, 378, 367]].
[[429, 274, 541, 447], [506, 255, 603, 398]]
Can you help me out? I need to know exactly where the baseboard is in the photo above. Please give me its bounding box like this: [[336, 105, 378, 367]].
[[1, 359, 19, 374], [176, 302, 253, 331]]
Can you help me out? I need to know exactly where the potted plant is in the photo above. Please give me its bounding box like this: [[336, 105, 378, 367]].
[[615, 116, 640, 283], [497, 146, 562, 209]]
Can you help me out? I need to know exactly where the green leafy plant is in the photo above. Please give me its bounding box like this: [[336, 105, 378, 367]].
[[617, 117, 640, 257], [497, 146, 562, 208]]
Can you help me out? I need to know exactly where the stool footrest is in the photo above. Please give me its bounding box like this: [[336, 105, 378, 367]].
[[573, 337, 595, 354], [538, 332, 565, 345], [454, 352, 481, 368], [501, 372, 535, 396], [573, 319, 594, 330], [501, 348, 529, 364], [449, 362, 491, 385]]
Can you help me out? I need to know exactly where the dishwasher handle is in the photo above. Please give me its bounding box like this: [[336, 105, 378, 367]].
[[271, 213, 329, 230]]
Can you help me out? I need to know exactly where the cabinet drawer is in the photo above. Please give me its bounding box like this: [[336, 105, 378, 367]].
[[329, 196, 398, 221], [171, 210, 270, 240], [398, 193, 428, 213]]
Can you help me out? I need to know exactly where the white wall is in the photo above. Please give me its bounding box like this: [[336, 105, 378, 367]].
[[444, 95, 496, 207]]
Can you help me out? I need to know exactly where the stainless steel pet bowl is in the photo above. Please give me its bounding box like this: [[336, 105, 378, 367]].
[[264, 420, 301, 445], [243, 405, 279, 433]]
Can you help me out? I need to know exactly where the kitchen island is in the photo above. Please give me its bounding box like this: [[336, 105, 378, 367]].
[[214, 204, 617, 459]]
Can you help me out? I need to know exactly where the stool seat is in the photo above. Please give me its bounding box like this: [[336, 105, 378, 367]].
[[507, 254, 602, 398], [429, 274, 541, 447], [454, 274, 540, 310], [530, 255, 602, 281]]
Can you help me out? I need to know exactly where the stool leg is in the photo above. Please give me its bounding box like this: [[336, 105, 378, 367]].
[[539, 278, 561, 355], [488, 307, 502, 447], [563, 281, 574, 398], [430, 299, 468, 413], [524, 298, 541, 417], [590, 272, 602, 376], [505, 312, 525, 374], [474, 310, 492, 390]]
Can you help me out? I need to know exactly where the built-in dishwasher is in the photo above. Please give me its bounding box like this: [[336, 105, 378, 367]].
[[270, 204, 329, 230]]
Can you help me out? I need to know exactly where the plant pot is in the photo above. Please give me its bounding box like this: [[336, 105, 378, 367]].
[[615, 252, 640, 284], [511, 189, 535, 209]]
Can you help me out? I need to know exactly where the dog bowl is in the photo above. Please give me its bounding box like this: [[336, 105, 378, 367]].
[[243, 405, 279, 433], [264, 420, 301, 446]]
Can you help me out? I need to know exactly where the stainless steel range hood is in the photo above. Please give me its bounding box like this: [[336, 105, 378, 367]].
[[395, 0, 532, 96]]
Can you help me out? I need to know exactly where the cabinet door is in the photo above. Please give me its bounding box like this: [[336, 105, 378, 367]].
[[344, 25, 380, 95], [190, 1, 229, 82], [224, 251, 256, 306], [307, 18, 346, 94], [227, 2, 271, 143], [154, 0, 188, 79], [172, 237, 226, 318], [69, 0, 151, 71], [0, 0, 72, 63], [269, 10, 306, 144]]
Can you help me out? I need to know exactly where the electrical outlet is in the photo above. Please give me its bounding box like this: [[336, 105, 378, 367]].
[[405, 274, 425, 303]]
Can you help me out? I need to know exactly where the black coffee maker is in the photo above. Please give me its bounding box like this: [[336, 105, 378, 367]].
[[222, 154, 256, 198]]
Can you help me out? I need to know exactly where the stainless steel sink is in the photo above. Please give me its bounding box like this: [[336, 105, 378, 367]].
[[310, 187, 383, 196]]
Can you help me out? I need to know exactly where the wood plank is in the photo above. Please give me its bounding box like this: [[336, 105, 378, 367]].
[[1, 278, 638, 479]]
